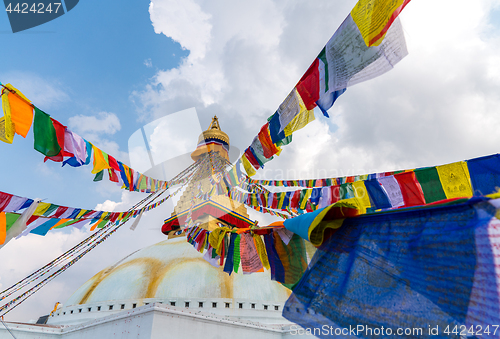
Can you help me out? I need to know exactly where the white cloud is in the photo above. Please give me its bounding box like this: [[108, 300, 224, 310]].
[[144, 58, 153, 68], [136, 0, 500, 181], [149, 0, 212, 60], [94, 190, 139, 211], [68, 112, 121, 136], [0, 71, 69, 110]]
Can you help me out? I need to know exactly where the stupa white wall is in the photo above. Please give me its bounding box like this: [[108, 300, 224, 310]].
[[0, 237, 311, 338]]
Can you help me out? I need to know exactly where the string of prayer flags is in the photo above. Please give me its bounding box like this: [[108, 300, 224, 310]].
[[0, 188, 171, 248], [240, 153, 500, 224], [1, 83, 176, 193], [283, 195, 500, 337], [186, 223, 308, 288], [0, 185, 168, 317]]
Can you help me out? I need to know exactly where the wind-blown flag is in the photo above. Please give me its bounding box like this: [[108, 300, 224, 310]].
[[44, 118, 73, 162], [283, 197, 500, 339], [351, 0, 412, 47], [1, 84, 33, 139], [33, 107, 61, 157]]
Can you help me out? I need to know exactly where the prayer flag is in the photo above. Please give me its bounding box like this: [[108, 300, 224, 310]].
[[44, 118, 71, 162], [63, 129, 86, 164], [351, 0, 412, 47], [394, 171, 425, 207], [33, 107, 61, 157], [2, 84, 33, 138], [0, 212, 6, 245], [0, 87, 14, 144], [295, 59, 320, 110], [258, 123, 280, 158], [414, 167, 447, 204], [0, 192, 13, 212], [241, 153, 257, 177], [436, 161, 473, 199], [277, 89, 305, 132], [92, 145, 112, 174], [283, 105, 315, 137], [283, 197, 498, 337], [321, 15, 407, 93], [467, 154, 500, 196]]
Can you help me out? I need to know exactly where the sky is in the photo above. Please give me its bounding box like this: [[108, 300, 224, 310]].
[[1, 0, 500, 322]]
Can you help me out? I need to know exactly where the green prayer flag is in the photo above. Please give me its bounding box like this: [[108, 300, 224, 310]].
[[33, 107, 61, 157], [96, 219, 108, 229], [233, 235, 241, 273], [6, 213, 21, 232], [54, 219, 79, 229], [42, 204, 59, 217], [139, 175, 147, 190], [274, 233, 308, 290], [414, 167, 447, 203], [94, 170, 104, 182], [276, 134, 292, 147]]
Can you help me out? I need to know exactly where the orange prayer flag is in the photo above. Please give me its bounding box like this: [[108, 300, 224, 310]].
[[49, 218, 71, 231], [3, 84, 33, 138], [0, 212, 6, 245]]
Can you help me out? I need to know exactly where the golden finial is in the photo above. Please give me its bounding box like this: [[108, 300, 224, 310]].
[[209, 115, 221, 130]]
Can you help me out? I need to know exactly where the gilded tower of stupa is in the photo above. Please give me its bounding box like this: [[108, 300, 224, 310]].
[[163, 116, 253, 234]]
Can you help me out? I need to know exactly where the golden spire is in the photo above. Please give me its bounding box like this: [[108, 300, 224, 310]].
[[196, 116, 230, 145], [209, 115, 221, 130]]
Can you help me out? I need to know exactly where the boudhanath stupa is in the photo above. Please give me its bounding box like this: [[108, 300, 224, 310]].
[[0, 118, 309, 338]]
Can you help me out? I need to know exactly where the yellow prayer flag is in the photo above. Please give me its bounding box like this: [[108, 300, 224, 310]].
[[92, 145, 111, 174], [208, 227, 230, 256], [2, 84, 33, 138], [299, 189, 313, 210], [76, 209, 88, 219], [241, 154, 256, 177], [352, 181, 372, 210], [307, 202, 347, 247], [0, 87, 14, 143], [253, 234, 270, 270], [284, 93, 315, 137], [33, 202, 52, 216], [351, 0, 406, 47], [436, 161, 473, 199]]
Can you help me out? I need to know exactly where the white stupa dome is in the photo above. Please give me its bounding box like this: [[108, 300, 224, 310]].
[[48, 236, 292, 326]]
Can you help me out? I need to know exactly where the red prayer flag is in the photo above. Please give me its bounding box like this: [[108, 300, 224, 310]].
[[244, 148, 260, 170], [330, 185, 340, 203], [0, 192, 13, 212], [395, 171, 426, 207], [295, 58, 320, 110], [108, 169, 119, 183], [290, 190, 301, 209], [107, 155, 121, 171], [258, 123, 280, 159], [44, 119, 73, 162], [52, 206, 68, 219]]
